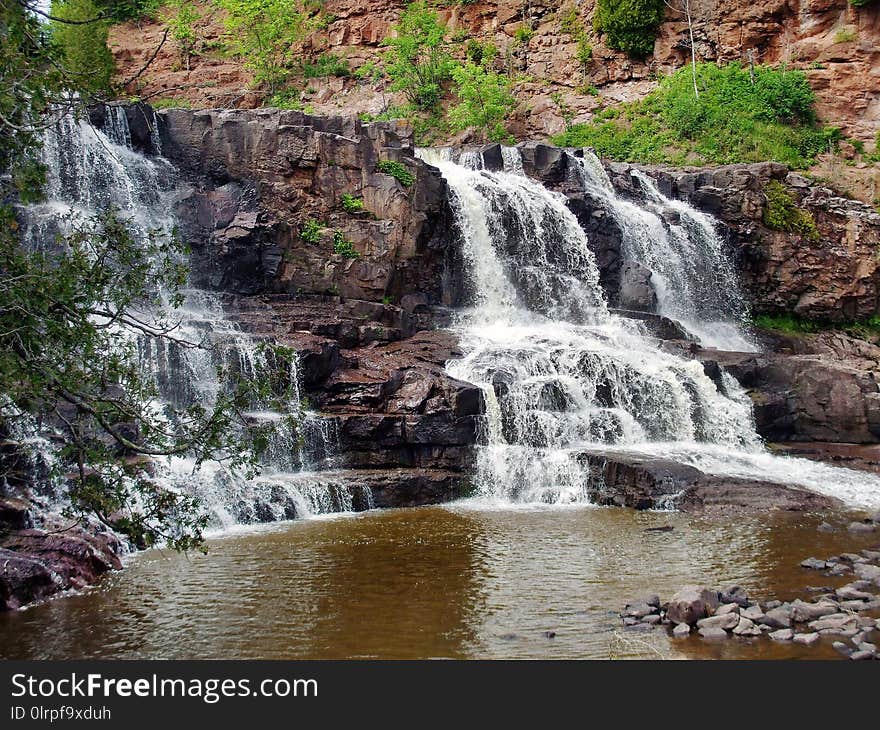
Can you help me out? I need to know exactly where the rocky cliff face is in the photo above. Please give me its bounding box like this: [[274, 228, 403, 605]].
[[110, 0, 880, 142]]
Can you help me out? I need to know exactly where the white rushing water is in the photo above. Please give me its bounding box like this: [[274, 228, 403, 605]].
[[16, 107, 367, 528], [419, 146, 880, 510]]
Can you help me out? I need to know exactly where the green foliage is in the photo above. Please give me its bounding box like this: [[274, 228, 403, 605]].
[[301, 53, 350, 78], [850, 0, 877, 6], [340, 193, 364, 213], [513, 25, 533, 44], [377, 159, 416, 186], [149, 97, 194, 109], [214, 0, 314, 93], [762, 181, 820, 241], [101, 0, 162, 21], [163, 0, 202, 69], [593, 0, 665, 57], [448, 61, 516, 143], [559, 5, 581, 36], [382, 1, 453, 109], [332, 231, 358, 258], [465, 39, 496, 65], [834, 26, 858, 43], [300, 218, 323, 243], [553, 63, 839, 169], [51, 0, 116, 96], [576, 36, 593, 68], [754, 313, 880, 340], [0, 3, 294, 552], [354, 60, 384, 82]]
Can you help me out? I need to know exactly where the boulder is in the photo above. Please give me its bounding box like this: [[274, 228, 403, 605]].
[[792, 632, 820, 646], [769, 629, 794, 641], [667, 586, 719, 625], [696, 612, 739, 631], [732, 616, 762, 636], [698, 627, 729, 640], [759, 606, 792, 629]]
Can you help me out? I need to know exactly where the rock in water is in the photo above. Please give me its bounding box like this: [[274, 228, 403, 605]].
[[792, 632, 820, 646], [698, 626, 729, 640], [696, 613, 739, 631], [672, 623, 691, 638], [769, 629, 794, 641], [667, 586, 719, 625]]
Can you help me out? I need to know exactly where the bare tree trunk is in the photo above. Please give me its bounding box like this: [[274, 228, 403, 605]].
[[685, 0, 699, 98]]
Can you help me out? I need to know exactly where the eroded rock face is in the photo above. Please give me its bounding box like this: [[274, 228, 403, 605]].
[[148, 108, 461, 305]]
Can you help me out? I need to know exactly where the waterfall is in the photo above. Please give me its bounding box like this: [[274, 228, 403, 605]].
[[570, 151, 756, 352], [15, 108, 362, 530], [420, 146, 880, 509]]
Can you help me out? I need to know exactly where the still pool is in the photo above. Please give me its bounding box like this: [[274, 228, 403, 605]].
[[1, 504, 877, 660]]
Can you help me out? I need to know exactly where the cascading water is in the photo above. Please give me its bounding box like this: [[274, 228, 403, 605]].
[[569, 151, 756, 352], [419, 146, 880, 510], [16, 108, 369, 530]]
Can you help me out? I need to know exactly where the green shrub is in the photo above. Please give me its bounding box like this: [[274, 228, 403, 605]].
[[377, 160, 416, 186], [164, 0, 201, 70], [332, 231, 358, 258], [514, 25, 534, 44], [150, 97, 193, 109], [762, 181, 820, 241], [593, 0, 665, 57], [300, 218, 323, 243], [302, 53, 350, 78], [102, 0, 162, 21], [754, 313, 880, 340], [851, 0, 877, 6], [553, 62, 839, 168], [834, 27, 857, 43], [382, 1, 453, 110], [214, 0, 314, 93], [51, 0, 115, 96], [448, 61, 516, 143], [340, 193, 364, 213]]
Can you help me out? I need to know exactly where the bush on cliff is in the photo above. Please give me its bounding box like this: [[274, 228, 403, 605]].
[[448, 61, 516, 143], [553, 62, 840, 168], [383, 1, 454, 110], [593, 0, 665, 57]]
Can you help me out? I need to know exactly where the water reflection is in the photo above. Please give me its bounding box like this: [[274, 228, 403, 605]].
[[0, 505, 875, 659]]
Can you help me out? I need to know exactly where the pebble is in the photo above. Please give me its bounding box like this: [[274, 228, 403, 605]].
[[716, 602, 740, 616], [840, 553, 867, 563], [827, 563, 851, 576], [833, 641, 853, 657], [862, 550, 880, 560], [792, 632, 819, 646], [641, 614, 661, 625], [625, 602, 657, 619], [768, 628, 793, 641], [741, 605, 765, 621], [856, 642, 877, 654]]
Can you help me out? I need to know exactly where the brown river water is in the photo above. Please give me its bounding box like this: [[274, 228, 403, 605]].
[[1, 504, 877, 660]]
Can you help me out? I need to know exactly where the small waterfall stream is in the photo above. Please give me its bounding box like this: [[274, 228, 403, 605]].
[[17, 108, 371, 530], [419, 146, 880, 509]]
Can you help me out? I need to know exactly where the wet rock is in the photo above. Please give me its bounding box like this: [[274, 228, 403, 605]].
[[672, 623, 691, 637], [543, 631, 556, 639], [836, 586, 875, 601], [856, 642, 877, 654], [740, 605, 765, 622], [862, 550, 880, 560], [848, 521, 877, 533], [759, 607, 792, 629], [641, 614, 662, 626], [790, 599, 838, 623], [827, 563, 851, 576], [817, 522, 835, 532], [732, 616, 762, 637], [769, 629, 794, 641], [667, 585, 719, 625], [809, 614, 858, 634], [849, 650, 875, 660], [618, 262, 657, 312], [716, 603, 740, 616], [698, 627, 729, 640], [696, 613, 740, 631], [719, 585, 750, 607], [763, 600, 783, 610], [854, 563, 880, 582], [801, 557, 828, 570], [792, 632, 820, 646], [833, 641, 854, 657], [624, 602, 657, 619]]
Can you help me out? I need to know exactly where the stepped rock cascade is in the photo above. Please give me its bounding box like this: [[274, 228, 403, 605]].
[[16, 109, 370, 530], [419, 146, 880, 509], [569, 151, 756, 352]]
